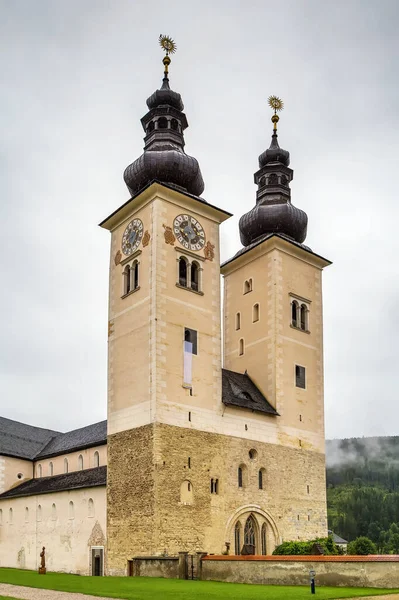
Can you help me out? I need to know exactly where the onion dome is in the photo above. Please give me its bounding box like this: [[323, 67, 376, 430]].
[[124, 35, 204, 198], [239, 96, 307, 247]]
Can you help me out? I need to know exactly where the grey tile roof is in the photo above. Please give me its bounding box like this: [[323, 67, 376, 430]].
[[328, 530, 348, 544], [0, 466, 107, 499], [222, 369, 278, 416], [36, 420, 107, 459], [0, 417, 107, 461], [0, 417, 60, 460]]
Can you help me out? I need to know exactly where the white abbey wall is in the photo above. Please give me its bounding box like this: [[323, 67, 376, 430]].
[[0, 486, 106, 575]]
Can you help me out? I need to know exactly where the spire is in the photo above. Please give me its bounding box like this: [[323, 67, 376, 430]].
[[239, 96, 308, 246], [123, 35, 204, 198]]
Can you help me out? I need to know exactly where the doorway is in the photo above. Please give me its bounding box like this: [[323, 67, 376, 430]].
[[91, 548, 104, 576]]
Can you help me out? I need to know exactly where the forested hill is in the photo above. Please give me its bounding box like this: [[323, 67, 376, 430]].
[[326, 436, 399, 551], [326, 437, 399, 490]]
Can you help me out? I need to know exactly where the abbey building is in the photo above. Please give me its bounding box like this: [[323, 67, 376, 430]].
[[0, 47, 330, 576]]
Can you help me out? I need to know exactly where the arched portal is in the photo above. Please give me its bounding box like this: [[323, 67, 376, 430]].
[[225, 504, 281, 555]]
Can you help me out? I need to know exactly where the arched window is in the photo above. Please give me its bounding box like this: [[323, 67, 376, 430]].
[[253, 303, 259, 322], [244, 279, 252, 294], [147, 120, 155, 133], [291, 300, 299, 328], [238, 466, 243, 488], [25, 507, 29, 523], [78, 455, 83, 470], [51, 503, 57, 520], [123, 265, 131, 295], [133, 260, 139, 290], [261, 523, 267, 555], [88, 498, 95, 518], [210, 478, 219, 494], [178, 256, 188, 287], [191, 261, 199, 292], [64, 458, 68, 474], [49, 462, 53, 476], [37, 464, 42, 478], [37, 505, 42, 522], [170, 118, 178, 131], [69, 501, 74, 519], [259, 176, 266, 187], [239, 338, 244, 356], [300, 304, 308, 331], [180, 480, 194, 505], [259, 468, 266, 490], [235, 312, 241, 330], [268, 173, 278, 185], [244, 514, 256, 554], [94, 451, 100, 468], [234, 522, 242, 555], [9, 508, 13, 524], [158, 117, 168, 129]]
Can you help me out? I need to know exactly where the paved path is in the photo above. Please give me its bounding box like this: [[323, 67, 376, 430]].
[[0, 583, 123, 600]]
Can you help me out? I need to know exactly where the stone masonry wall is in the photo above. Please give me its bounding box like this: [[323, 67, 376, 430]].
[[153, 423, 327, 556], [107, 422, 327, 572], [106, 424, 155, 575]]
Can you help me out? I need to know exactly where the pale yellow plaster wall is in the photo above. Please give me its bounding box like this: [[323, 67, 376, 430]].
[[0, 486, 106, 574], [222, 237, 329, 454], [0, 456, 33, 494], [105, 184, 229, 437], [34, 445, 107, 478]]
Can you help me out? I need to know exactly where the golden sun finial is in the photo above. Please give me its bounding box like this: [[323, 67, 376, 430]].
[[159, 35, 177, 77], [159, 34, 177, 55], [268, 95, 284, 133]]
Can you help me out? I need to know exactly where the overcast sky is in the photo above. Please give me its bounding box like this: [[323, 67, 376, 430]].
[[1, 0, 398, 440]]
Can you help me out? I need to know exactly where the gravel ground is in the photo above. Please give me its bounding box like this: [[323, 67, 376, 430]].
[[0, 584, 122, 600]]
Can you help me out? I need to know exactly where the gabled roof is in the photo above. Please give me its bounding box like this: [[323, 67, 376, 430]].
[[0, 417, 107, 461], [0, 466, 107, 499], [328, 530, 348, 544], [36, 420, 107, 459], [0, 417, 60, 460], [222, 369, 278, 416]]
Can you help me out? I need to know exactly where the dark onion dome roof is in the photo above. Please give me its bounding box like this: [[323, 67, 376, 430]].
[[124, 150, 204, 198], [239, 202, 308, 246], [239, 127, 307, 247], [146, 77, 184, 111], [123, 74, 204, 198], [258, 133, 290, 167]]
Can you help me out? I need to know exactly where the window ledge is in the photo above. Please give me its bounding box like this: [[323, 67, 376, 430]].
[[121, 286, 140, 299], [176, 283, 204, 296], [290, 324, 310, 334]]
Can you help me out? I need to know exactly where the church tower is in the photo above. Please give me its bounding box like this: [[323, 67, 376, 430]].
[[101, 42, 330, 575], [101, 37, 230, 575]]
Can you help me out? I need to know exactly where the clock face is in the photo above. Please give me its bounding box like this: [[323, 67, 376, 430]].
[[121, 218, 144, 256], [173, 214, 206, 251]]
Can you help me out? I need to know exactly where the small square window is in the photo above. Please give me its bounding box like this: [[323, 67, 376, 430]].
[[184, 328, 197, 355], [295, 365, 306, 389]]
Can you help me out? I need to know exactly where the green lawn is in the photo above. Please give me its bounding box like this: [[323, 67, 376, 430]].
[[0, 568, 398, 599]]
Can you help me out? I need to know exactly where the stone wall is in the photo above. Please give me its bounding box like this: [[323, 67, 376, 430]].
[[132, 556, 179, 578], [106, 424, 155, 575], [106, 420, 327, 573], [201, 555, 399, 588]]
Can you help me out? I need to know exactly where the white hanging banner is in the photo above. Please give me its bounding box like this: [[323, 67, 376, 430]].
[[183, 341, 193, 385]]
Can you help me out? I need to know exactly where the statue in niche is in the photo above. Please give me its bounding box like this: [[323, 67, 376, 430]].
[[38, 546, 46, 575]]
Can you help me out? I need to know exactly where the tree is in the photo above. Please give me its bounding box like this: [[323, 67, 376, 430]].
[[347, 536, 377, 555]]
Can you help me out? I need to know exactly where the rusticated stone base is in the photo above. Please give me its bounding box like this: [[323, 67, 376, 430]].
[[106, 422, 327, 575]]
